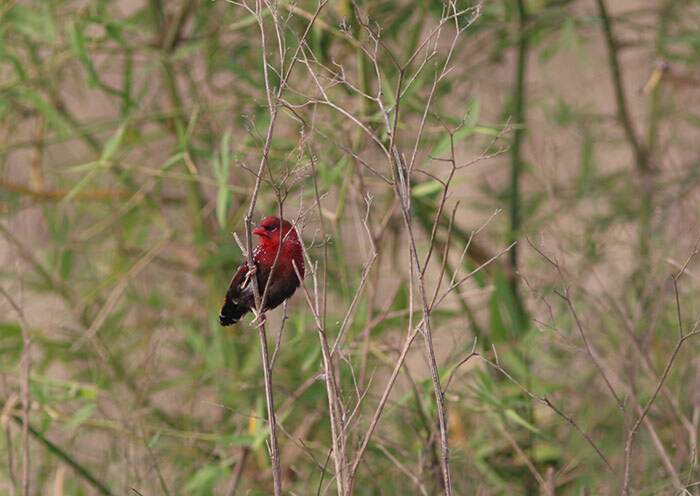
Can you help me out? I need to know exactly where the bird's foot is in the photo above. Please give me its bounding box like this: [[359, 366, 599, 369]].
[[242, 265, 258, 289], [250, 308, 267, 328]]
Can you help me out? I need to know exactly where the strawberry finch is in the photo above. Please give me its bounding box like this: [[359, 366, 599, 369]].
[[219, 216, 304, 326]]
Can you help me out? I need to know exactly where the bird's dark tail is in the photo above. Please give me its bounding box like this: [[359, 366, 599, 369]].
[[219, 299, 249, 326]]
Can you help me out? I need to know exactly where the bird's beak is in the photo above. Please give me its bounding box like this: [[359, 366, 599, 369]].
[[252, 226, 267, 237]]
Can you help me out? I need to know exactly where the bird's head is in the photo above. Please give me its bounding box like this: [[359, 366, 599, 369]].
[[252, 216, 298, 249]]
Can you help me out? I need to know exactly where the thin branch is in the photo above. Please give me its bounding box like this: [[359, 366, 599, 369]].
[[622, 291, 700, 494], [293, 259, 347, 494], [10, 415, 114, 496], [224, 447, 250, 496], [376, 443, 430, 496], [472, 352, 614, 472], [347, 323, 423, 489], [238, 3, 329, 493], [0, 288, 31, 496], [595, 0, 648, 171]]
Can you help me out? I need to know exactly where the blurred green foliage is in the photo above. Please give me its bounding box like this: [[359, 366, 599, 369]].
[[2, 0, 700, 494]]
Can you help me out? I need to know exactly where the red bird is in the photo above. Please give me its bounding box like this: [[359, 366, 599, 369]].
[[219, 216, 305, 326]]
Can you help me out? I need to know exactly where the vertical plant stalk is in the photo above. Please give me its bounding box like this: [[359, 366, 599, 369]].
[[225, 447, 249, 496], [595, 0, 652, 278], [509, 5, 539, 491], [622, 273, 700, 494], [595, 0, 648, 171], [385, 70, 453, 494], [346, 4, 478, 493], [595, 5, 662, 489], [243, 11, 284, 488], [286, 191, 349, 495], [401, 223, 453, 496], [293, 270, 348, 495], [151, 0, 209, 240], [20, 323, 30, 496], [308, 149, 348, 494], [508, 0, 529, 295], [0, 288, 31, 496], [3, 395, 18, 495], [298, 3, 481, 492], [503, 19, 534, 472], [347, 324, 422, 492], [237, 2, 328, 494], [254, 326, 281, 494]]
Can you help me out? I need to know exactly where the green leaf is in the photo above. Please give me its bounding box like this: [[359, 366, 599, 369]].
[[488, 292, 508, 343], [65, 403, 96, 431], [217, 434, 255, 447], [215, 168, 228, 228], [16, 89, 71, 138], [185, 464, 228, 495], [560, 16, 587, 63], [68, 22, 100, 87], [505, 408, 541, 434], [77, 386, 98, 401], [100, 122, 127, 163], [491, 270, 529, 339], [0, 51, 28, 82], [62, 123, 127, 204], [412, 180, 443, 198], [6, 5, 57, 42], [429, 99, 480, 159], [148, 431, 161, 448], [302, 343, 321, 372], [577, 129, 595, 195], [213, 131, 232, 230], [533, 442, 562, 463], [59, 249, 74, 279], [230, 10, 269, 31], [0, 321, 21, 356]]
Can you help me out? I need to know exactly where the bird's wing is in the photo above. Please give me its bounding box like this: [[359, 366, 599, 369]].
[[220, 261, 254, 325], [227, 261, 249, 292], [224, 254, 271, 308]]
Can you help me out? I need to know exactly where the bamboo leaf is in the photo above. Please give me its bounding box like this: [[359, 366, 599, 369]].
[[65, 404, 97, 431], [16, 89, 71, 138], [213, 131, 232, 229], [68, 22, 100, 87], [412, 180, 443, 198], [505, 408, 541, 434], [5, 4, 56, 42], [62, 124, 127, 204], [100, 123, 127, 163]]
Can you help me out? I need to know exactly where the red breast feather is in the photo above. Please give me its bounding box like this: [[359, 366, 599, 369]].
[[219, 217, 304, 326]]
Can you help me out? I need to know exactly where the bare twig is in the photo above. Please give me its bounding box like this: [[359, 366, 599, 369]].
[[224, 447, 250, 496], [72, 234, 172, 350], [376, 443, 430, 496], [237, 3, 329, 493], [476, 351, 614, 472], [293, 259, 348, 494], [2, 394, 19, 495], [639, 404, 683, 492], [348, 323, 423, 489], [0, 288, 31, 496], [622, 276, 700, 494], [497, 420, 547, 491], [595, 0, 648, 171], [9, 415, 114, 496], [528, 239, 623, 408]]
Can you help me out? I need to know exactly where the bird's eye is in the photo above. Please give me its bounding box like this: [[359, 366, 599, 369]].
[[265, 224, 278, 231]]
